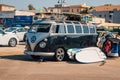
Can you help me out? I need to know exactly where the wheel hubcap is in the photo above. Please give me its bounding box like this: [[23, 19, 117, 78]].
[[56, 48, 64, 61], [10, 39, 16, 46]]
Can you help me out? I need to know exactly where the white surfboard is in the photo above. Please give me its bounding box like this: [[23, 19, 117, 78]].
[[75, 47, 106, 63], [67, 48, 81, 59]]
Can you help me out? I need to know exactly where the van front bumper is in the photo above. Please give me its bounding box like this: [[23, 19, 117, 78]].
[[24, 50, 55, 56]]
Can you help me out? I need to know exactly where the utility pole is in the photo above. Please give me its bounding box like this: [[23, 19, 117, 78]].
[[57, 0, 65, 19], [58, 0, 65, 14]]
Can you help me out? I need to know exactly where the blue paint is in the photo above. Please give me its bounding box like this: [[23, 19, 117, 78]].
[[13, 16, 33, 25], [112, 43, 119, 53]]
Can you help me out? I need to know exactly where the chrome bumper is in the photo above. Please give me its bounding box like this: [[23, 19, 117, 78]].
[[24, 50, 55, 56]]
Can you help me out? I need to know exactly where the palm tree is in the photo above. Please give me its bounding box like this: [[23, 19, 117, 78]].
[[28, 4, 36, 10]]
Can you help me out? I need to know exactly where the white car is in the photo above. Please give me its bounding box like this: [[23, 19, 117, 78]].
[[0, 24, 4, 30], [5, 27, 26, 41], [0, 29, 19, 47]]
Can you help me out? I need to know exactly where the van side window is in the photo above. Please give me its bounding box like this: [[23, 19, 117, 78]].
[[75, 25, 82, 33], [90, 26, 95, 33], [67, 25, 74, 33], [55, 25, 66, 33], [83, 25, 89, 33]]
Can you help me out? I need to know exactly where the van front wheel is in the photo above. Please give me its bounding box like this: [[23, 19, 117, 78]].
[[55, 48, 65, 61]]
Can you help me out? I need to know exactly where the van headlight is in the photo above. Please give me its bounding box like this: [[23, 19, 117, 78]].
[[39, 42, 46, 48]]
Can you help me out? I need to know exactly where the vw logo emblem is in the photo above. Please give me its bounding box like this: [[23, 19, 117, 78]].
[[31, 36, 36, 43]]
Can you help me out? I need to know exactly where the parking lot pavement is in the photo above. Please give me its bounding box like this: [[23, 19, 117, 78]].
[[1, 45, 120, 80]]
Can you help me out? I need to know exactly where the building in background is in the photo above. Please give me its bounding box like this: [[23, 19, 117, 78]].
[[14, 10, 35, 26], [0, 4, 15, 11], [47, 3, 89, 14], [0, 11, 14, 27], [91, 17, 120, 30], [21, 10, 46, 20], [89, 4, 120, 24], [0, 4, 15, 27]]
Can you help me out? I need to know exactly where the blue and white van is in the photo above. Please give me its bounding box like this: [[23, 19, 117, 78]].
[[24, 20, 97, 61]]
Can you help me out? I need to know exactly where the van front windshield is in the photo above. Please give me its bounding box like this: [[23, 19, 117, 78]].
[[29, 24, 51, 33]]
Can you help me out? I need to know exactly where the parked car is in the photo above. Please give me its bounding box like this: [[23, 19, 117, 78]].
[[97, 31, 120, 56], [0, 24, 4, 30], [24, 20, 98, 61], [97, 31, 115, 38], [0, 29, 19, 47], [4, 27, 27, 41]]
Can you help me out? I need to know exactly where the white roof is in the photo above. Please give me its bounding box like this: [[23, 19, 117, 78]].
[[0, 11, 14, 18], [15, 10, 35, 16], [99, 23, 120, 27]]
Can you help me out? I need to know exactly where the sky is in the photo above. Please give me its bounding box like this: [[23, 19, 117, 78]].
[[0, 0, 120, 10]]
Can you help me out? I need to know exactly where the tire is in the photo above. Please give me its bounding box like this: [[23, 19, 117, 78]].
[[8, 38, 17, 47], [54, 48, 65, 61]]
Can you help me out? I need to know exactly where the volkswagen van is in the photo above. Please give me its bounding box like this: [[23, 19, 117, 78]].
[[24, 20, 97, 61]]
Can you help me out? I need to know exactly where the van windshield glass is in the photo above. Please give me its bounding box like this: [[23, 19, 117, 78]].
[[30, 24, 51, 32]]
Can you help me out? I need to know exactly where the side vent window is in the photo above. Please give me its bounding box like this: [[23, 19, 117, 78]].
[[83, 25, 89, 33], [58, 25, 66, 33], [67, 25, 74, 33], [54, 25, 66, 33], [90, 26, 96, 33], [75, 25, 82, 33]]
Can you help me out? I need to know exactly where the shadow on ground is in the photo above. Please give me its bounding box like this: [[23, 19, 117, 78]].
[[0, 45, 11, 47], [0, 54, 77, 64], [0, 54, 112, 65], [0, 55, 33, 62], [0, 55, 62, 62]]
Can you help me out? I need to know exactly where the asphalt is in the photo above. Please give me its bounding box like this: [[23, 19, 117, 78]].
[[0, 45, 120, 80]]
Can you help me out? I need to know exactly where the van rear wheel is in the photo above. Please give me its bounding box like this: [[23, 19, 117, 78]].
[[54, 48, 65, 61]]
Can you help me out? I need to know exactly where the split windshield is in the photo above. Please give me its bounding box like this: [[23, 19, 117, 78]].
[[29, 24, 51, 33]]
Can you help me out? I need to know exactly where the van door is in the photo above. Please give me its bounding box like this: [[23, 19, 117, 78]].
[[74, 24, 83, 48], [66, 24, 76, 48], [52, 24, 67, 48]]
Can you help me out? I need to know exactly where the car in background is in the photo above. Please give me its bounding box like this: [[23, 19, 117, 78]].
[[4, 27, 27, 41], [0, 24, 4, 30], [97, 31, 120, 54], [97, 31, 116, 39], [0, 29, 19, 47]]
